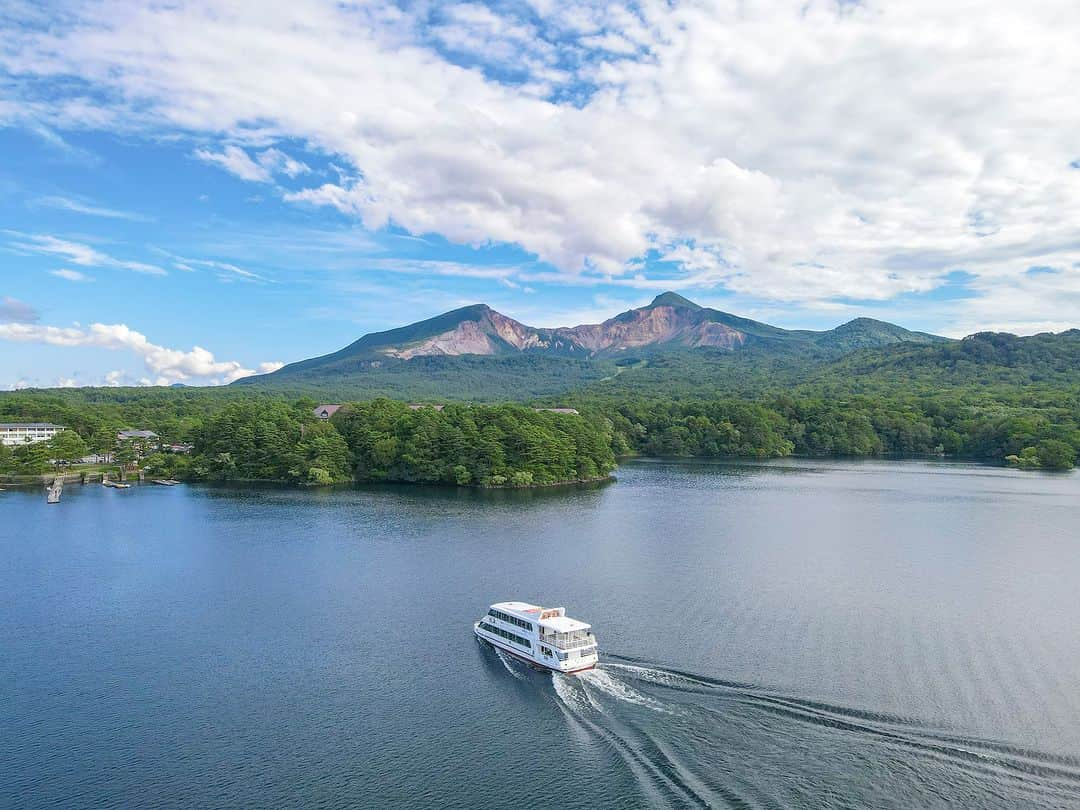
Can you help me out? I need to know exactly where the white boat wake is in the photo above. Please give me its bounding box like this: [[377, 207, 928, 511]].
[[492, 647, 526, 680], [546, 657, 1080, 810], [577, 667, 673, 714]]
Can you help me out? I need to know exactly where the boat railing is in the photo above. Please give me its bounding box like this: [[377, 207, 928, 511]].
[[539, 634, 596, 651]]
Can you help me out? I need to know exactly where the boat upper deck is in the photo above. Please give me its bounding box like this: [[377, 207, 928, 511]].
[[490, 601, 592, 633], [538, 615, 590, 633], [492, 601, 543, 617]]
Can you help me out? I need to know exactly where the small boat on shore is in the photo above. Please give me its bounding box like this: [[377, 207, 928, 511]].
[[474, 601, 598, 674]]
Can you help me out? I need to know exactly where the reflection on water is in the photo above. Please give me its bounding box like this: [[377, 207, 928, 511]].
[[3, 458, 1079, 808]]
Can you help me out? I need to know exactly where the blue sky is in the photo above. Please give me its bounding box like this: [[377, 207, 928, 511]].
[[2, 1, 1079, 388]]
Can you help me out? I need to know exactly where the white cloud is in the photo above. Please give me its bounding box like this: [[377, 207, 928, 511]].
[[50, 268, 92, 282], [194, 145, 269, 181], [171, 256, 267, 281], [23, 123, 101, 166], [36, 195, 150, 221], [0, 321, 283, 385], [283, 181, 366, 214], [194, 144, 310, 182], [257, 147, 310, 178], [364, 258, 520, 281], [4, 1, 1080, 329], [8, 233, 167, 275]]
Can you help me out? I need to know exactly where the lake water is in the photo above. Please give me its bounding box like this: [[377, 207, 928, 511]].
[[3, 459, 1080, 808]]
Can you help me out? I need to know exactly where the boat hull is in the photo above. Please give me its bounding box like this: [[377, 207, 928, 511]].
[[474, 625, 596, 674]]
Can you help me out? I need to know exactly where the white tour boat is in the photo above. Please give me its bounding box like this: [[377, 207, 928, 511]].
[[474, 601, 598, 674]]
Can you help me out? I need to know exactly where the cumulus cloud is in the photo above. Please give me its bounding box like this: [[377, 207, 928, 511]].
[[0, 296, 40, 323], [8, 233, 167, 275], [4, 1, 1080, 329], [0, 321, 283, 385], [937, 264, 1080, 337]]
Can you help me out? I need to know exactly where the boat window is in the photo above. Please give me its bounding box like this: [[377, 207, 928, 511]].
[[480, 622, 531, 649], [487, 609, 533, 633]]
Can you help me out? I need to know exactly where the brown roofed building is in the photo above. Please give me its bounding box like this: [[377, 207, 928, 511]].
[[314, 405, 343, 420]]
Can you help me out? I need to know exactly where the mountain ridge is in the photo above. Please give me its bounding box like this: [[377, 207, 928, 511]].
[[243, 289, 946, 384], [235, 292, 948, 395]]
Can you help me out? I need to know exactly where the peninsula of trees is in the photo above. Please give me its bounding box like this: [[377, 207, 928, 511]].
[[0, 398, 619, 487], [188, 400, 617, 487]]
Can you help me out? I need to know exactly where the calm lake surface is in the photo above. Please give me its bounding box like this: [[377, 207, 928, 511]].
[[3, 459, 1080, 808]]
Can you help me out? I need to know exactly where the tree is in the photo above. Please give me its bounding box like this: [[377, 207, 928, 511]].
[[48, 430, 90, 467], [14, 441, 53, 474], [89, 423, 123, 456], [1036, 439, 1076, 470], [296, 421, 350, 483], [1005, 447, 1040, 468], [307, 467, 333, 485], [114, 444, 138, 469]]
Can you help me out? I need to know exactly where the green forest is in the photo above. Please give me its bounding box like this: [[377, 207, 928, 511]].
[[598, 396, 1078, 469], [1, 379, 1077, 482], [0, 395, 619, 486], [182, 399, 617, 486]]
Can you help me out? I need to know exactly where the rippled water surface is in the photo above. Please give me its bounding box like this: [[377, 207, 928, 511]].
[[3, 459, 1080, 808]]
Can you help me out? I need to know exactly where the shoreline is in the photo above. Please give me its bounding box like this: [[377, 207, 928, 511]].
[[0, 472, 617, 491], [7, 452, 1074, 492], [192, 473, 618, 490]]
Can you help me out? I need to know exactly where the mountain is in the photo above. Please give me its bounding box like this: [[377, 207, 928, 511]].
[[274, 292, 769, 369], [235, 293, 946, 398], [808, 329, 1080, 392]]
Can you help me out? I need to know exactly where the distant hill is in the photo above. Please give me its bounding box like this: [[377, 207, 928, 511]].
[[236, 293, 946, 398], [805, 329, 1080, 394]]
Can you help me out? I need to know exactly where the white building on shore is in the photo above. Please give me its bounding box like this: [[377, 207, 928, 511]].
[[0, 422, 66, 446]]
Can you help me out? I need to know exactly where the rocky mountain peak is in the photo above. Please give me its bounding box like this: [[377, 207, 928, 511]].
[[648, 291, 702, 310]]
